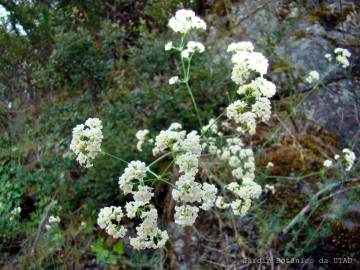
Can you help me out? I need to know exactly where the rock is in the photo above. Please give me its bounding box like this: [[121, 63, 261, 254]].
[[302, 79, 360, 148]]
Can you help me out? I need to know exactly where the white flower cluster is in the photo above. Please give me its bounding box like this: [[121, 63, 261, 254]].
[[169, 76, 179, 85], [9, 206, 21, 220], [153, 123, 218, 225], [97, 206, 127, 238], [266, 162, 274, 169], [324, 48, 351, 68], [118, 161, 148, 195], [215, 138, 261, 216], [324, 53, 332, 62], [166, 10, 206, 84], [136, 129, 149, 152], [165, 41, 173, 51], [342, 148, 356, 172], [306, 70, 320, 84], [168, 9, 206, 34], [323, 159, 333, 168], [322, 148, 356, 171], [45, 215, 61, 230], [70, 118, 103, 167], [129, 208, 169, 250], [181, 41, 205, 59], [264, 184, 276, 194], [99, 164, 169, 250], [201, 118, 221, 135], [225, 43, 276, 134], [334, 48, 351, 68], [228, 41, 268, 85], [152, 122, 186, 156], [202, 136, 219, 156]]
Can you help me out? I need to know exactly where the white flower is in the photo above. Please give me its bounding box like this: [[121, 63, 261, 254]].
[[169, 76, 180, 85], [174, 205, 199, 225], [266, 162, 274, 169], [334, 154, 340, 160], [186, 41, 205, 53], [251, 97, 272, 122], [237, 181, 262, 200], [264, 184, 275, 194], [336, 55, 350, 68], [226, 182, 240, 193], [342, 148, 356, 171], [334, 48, 351, 58], [240, 112, 257, 135], [153, 126, 186, 154], [10, 206, 21, 216], [177, 130, 202, 157], [246, 52, 269, 76], [202, 118, 218, 134], [181, 49, 191, 59], [324, 53, 332, 62], [231, 50, 268, 82], [215, 196, 229, 209], [136, 129, 149, 141], [229, 156, 240, 168], [226, 100, 247, 123], [168, 122, 183, 131], [175, 152, 199, 175], [232, 199, 252, 216], [129, 208, 169, 249], [227, 41, 254, 53], [49, 215, 61, 224], [180, 42, 205, 59], [323, 159, 333, 168], [136, 209, 159, 237], [231, 62, 251, 85], [118, 161, 148, 194], [306, 70, 320, 84], [334, 48, 351, 68], [168, 9, 206, 34], [200, 183, 218, 210], [70, 118, 103, 168], [252, 77, 276, 98], [136, 129, 149, 151], [97, 206, 127, 239], [46, 215, 61, 230], [130, 228, 168, 250], [165, 41, 173, 51], [125, 201, 140, 218], [133, 185, 154, 205], [172, 176, 202, 203]]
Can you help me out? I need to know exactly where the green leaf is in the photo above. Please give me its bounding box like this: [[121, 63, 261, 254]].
[[112, 240, 125, 255], [107, 254, 117, 265], [91, 238, 109, 261]]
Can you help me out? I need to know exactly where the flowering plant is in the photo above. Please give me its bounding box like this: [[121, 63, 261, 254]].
[[69, 9, 356, 251]]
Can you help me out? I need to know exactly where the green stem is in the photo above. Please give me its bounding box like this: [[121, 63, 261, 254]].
[[185, 81, 203, 128], [102, 150, 162, 182], [200, 110, 227, 138], [179, 35, 202, 129], [101, 150, 128, 164], [156, 177, 177, 189], [160, 159, 175, 178], [148, 152, 173, 168]]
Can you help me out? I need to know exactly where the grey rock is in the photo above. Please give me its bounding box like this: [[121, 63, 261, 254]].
[[302, 79, 360, 147]]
